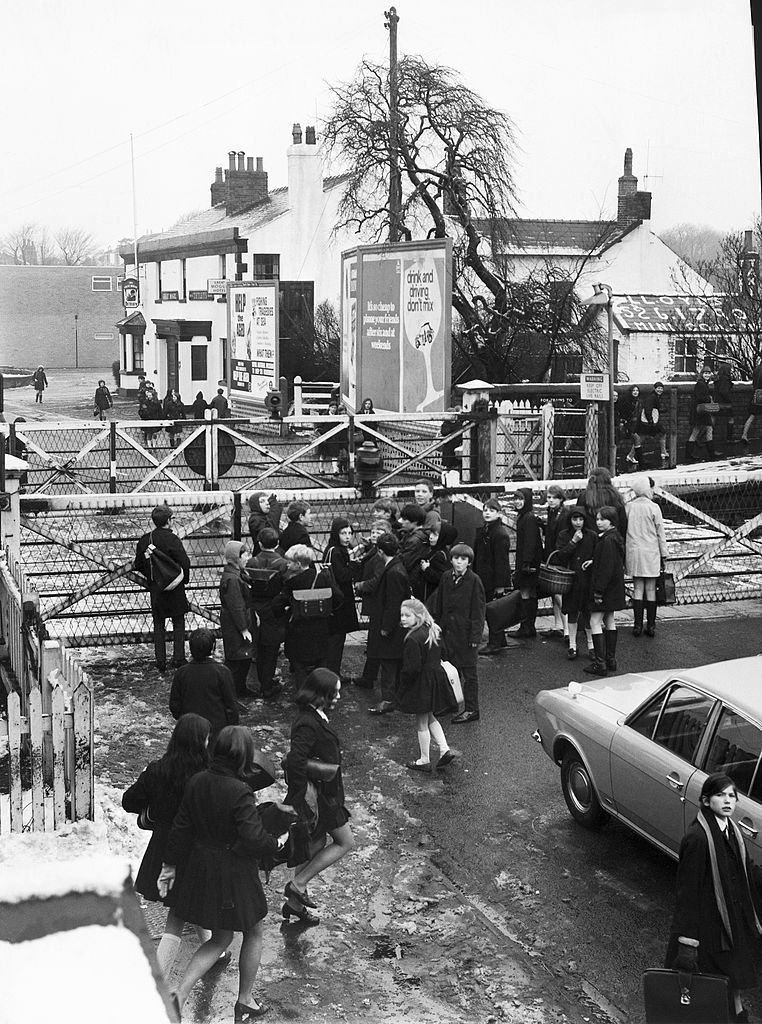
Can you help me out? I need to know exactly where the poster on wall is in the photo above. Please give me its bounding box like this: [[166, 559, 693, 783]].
[[340, 253, 358, 411], [227, 280, 279, 402], [341, 239, 452, 414]]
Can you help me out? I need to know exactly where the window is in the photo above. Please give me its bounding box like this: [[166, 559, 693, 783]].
[[705, 706, 762, 798], [91, 276, 113, 291], [250, 254, 279, 280], [219, 254, 226, 280], [191, 345, 207, 381], [674, 338, 698, 374], [181, 258, 187, 300], [703, 337, 728, 362], [629, 684, 714, 763], [220, 337, 228, 380], [157, 261, 163, 297], [132, 337, 144, 371]]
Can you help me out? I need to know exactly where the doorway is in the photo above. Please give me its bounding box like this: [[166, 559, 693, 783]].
[[166, 338, 179, 392]]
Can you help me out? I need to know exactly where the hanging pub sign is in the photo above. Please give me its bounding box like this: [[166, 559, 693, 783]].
[[227, 280, 279, 401], [122, 277, 139, 309]]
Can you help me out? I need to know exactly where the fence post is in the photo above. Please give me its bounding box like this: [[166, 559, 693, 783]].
[[541, 402, 554, 479], [669, 386, 679, 467], [232, 492, 242, 541], [585, 403, 599, 476], [347, 414, 356, 488], [109, 421, 117, 493], [294, 376, 303, 417], [476, 408, 497, 483]]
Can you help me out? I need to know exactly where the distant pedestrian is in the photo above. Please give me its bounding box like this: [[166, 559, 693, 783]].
[[584, 505, 626, 677], [714, 362, 736, 444], [246, 528, 288, 701], [134, 504, 190, 672], [686, 362, 718, 461], [641, 381, 670, 465], [279, 500, 314, 552], [322, 518, 360, 678], [316, 400, 344, 475], [620, 385, 645, 468], [397, 503, 430, 600], [191, 391, 208, 419], [283, 669, 355, 926], [626, 475, 669, 639], [741, 359, 762, 446], [209, 388, 231, 419], [219, 541, 256, 701], [32, 365, 48, 403], [507, 488, 543, 640], [160, 725, 285, 1021], [122, 713, 213, 980], [163, 388, 186, 448], [138, 384, 163, 446], [364, 532, 411, 715], [169, 629, 239, 739], [93, 379, 113, 421], [399, 598, 457, 773], [666, 773, 762, 1024], [555, 508, 596, 661], [427, 543, 486, 724]]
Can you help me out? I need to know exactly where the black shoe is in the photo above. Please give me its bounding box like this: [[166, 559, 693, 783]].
[[584, 660, 608, 676], [282, 900, 319, 926], [567, 647, 578, 660], [479, 644, 506, 655], [406, 760, 432, 773], [451, 710, 480, 724], [437, 750, 458, 768], [369, 701, 395, 715], [284, 880, 317, 909], [262, 683, 284, 701], [234, 997, 270, 1021]]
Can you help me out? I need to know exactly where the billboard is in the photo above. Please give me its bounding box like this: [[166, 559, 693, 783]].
[[227, 280, 279, 402], [341, 239, 452, 413]]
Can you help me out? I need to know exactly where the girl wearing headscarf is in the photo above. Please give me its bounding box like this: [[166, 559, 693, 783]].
[[247, 491, 277, 556], [220, 541, 256, 700], [323, 517, 359, 677]]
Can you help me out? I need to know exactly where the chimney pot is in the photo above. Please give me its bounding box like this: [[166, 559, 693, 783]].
[[623, 147, 633, 175], [256, 157, 264, 172], [745, 229, 754, 251], [237, 151, 245, 171], [305, 126, 316, 145], [292, 123, 303, 144], [228, 151, 236, 171], [215, 166, 223, 183], [246, 156, 254, 172]]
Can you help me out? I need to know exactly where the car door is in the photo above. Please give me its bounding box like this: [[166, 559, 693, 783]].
[[609, 683, 715, 856], [683, 703, 762, 868]]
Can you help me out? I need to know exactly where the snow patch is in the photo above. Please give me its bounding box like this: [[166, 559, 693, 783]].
[[0, 856, 130, 904]]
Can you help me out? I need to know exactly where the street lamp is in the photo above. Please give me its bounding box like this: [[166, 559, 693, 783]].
[[74, 313, 79, 369], [581, 283, 616, 473]]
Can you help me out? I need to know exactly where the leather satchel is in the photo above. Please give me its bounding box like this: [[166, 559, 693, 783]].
[[696, 401, 720, 415], [304, 758, 339, 782], [656, 571, 676, 606], [642, 968, 729, 1023], [145, 531, 184, 592]]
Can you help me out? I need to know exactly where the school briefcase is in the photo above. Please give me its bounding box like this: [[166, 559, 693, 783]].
[[642, 968, 729, 1023], [485, 590, 523, 634]]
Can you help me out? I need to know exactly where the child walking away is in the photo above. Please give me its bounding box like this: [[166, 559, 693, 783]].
[[169, 629, 239, 739], [584, 506, 626, 677], [399, 599, 458, 772], [427, 543, 486, 724], [246, 528, 288, 700], [554, 509, 597, 661]]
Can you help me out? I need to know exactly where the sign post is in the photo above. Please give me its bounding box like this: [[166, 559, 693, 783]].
[[580, 373, 610, 402]]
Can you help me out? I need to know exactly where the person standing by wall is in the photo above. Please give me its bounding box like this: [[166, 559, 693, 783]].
[[640, 382, 670, 466], [219, 541, 256, 701], [134, 504, 190, 672], [93, 379, 113, 421], [620, 385, 645, 468], [191, 392, 208, 420], [714, 361, 736, 445], [741, 358, 762, 446], [209, 388, 230, 419], [32, 365, 48, 403], [626, 475, 669, 639], [163, 387, 186, 448], [686, 362, 718, 461], [428, 543, 486, 725], [364, 533, 410, 716], [584, 506, 626, 677]]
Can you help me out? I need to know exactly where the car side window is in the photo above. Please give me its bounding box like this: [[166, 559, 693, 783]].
[[704, 706, 762, 799], [630, 684, 714, 762]]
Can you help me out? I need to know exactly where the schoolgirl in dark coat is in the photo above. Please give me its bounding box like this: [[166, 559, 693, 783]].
[[283, 669, 354, 926], [420, 522, 458, 600], [323, 517, 359, 676], [398, 599, 456, 772], [162, 726, 282, 1020], [541, 485, 569, 639], [169, 629, 239, 736], [667, 774, 762, 1022], [122, 714, 211, 977], [575, 467, 628, 543], [246, 531, 288, 699], [686, 363, 718, 459], [219, 541, 255, 698], [351, 520, 388, 689], [584, 506, 626, 677], [555, 510, 597, 660], [247, 491, 278, 555], [361, 537, 412, 712], [510, 488, 543, 638], [272, 547, 336, 687]]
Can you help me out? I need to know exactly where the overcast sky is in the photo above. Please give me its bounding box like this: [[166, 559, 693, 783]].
[[1, 0, 759, 248]]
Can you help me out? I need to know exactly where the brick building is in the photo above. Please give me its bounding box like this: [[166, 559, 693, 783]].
[[0, 264, 123, 369]]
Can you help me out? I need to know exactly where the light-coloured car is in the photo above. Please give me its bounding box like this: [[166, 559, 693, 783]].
[[533, 657, 762, 862]]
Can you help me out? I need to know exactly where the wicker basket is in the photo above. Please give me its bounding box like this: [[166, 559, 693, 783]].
[[538, 551, 575, 596]]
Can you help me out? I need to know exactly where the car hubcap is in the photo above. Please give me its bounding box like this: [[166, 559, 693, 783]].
[[569, 763, 592, 812]]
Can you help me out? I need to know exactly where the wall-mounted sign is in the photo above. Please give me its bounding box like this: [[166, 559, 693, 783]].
[[580, 372, 610, 401], [207, 279, 227, 295], [122, 276, 139, 309], [161, 290, 180, 301], [94, 332, 115, 342], [188, 290, 211, 301], [227, 280, 279, 401]]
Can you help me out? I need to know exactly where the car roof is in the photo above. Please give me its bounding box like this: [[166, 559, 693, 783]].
[[668, 656, 762, 720]]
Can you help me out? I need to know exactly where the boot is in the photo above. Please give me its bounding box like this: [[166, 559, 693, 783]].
[[524, 597, 538, 638], [508, 599, 534, 638], [684, 440, 696, 462], [645, 600, 657, 637], [706, 440, 722, 458], [632, 599, 644, 637], [634, 446, 645, 469], [583, 633, 607, 676], [726, 421, 735, 444], [605, 629, 618, 672]]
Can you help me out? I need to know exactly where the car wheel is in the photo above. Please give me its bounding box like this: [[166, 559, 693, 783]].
[[560, 750, 608, 829]]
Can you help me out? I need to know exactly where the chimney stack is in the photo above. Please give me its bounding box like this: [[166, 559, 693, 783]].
[[305, 126, 316, 145], [211, 165, 225, 207], [212, 150, 269, 213], [256, 157, 264, 172], [292, 123, 303, 144], [617, 147, 652, 227], [246, 157, 254, 171]]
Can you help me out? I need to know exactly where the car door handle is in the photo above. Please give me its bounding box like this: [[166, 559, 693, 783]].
[[738, 819, 759, 838], [666, 774, 684, 791]]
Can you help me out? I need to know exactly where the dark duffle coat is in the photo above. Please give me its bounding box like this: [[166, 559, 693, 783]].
[[324, 543, 359, 635], [219, 563, 254, 661], [421, 523, 458, 601], [355, 546, 384, 617], [399, 526, 430, 599], [279, 520, 311, 554], [513, 508, 544, 590], [473, 519, 512, 599], [122, 760, 196, 904], [364, 555, 411, 661], [285, 706, 349, 838], [272, 564, 336, 664], [543, 505, 570, 561], [164, 764, 279, 931], [398, 625, 447, 715], [427, 567, 486, 670], [588, 526, 626, 612], [134, 526, 190, 619], [246, 549, 288, 647], [692, 376, 715, 426], [168, 659, 239, 736], [555, 526, 597, 616]]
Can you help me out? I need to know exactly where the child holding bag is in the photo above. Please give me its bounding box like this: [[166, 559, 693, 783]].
[[398, 598, 458, 774]]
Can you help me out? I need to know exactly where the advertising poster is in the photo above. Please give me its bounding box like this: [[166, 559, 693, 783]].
[[227, 281, 279, 400], [344, 239, 451, 414], [340, 253, 358, 411]]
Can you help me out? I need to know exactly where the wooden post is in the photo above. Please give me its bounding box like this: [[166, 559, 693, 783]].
[[347, 414, 356, 488], [109, 421, 117, 493], [585, 402, 599, 476], [73, 681, 93, 821], [541, 402, 554, 479], [294, 376, 303, 417], [28, 687, 44, 831], [669, 385, 679, 467], [7, 692, 22, 832]]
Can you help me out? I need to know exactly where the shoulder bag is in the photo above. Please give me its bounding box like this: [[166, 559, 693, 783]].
[[145, 531, 184, 592], [292, 565, 333, 620]]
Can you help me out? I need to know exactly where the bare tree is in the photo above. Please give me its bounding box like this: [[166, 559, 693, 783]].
[[313, 299, 341, 369], [323, 56, 603, 382], [55, 227, 95, 265], [1, 222, 40, 264], [661, 222, 725, 282]]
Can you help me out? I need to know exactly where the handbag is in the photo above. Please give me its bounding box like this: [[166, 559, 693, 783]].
[[305, 758, 339, 782], [485, 590, 523, 633], [292, 565, 333, 620], [656, 571, 676, 606], [440, 660, 465, 713], [145, 532, 184, 592], [249, 567, 282, 599], [538, 552, 576, 596], [696, 402, 720, 414], [642, 969, 729, 1023]]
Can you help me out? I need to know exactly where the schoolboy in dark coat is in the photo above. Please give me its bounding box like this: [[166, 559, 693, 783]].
[[427, 544, 486, 722], [473, 499, 512, 600], [364, 535, 411, 713], [420, 522, 458, 600], [134, 504, 191, 671], [169, 629, 238, 736], [397, 504, 430, 600]]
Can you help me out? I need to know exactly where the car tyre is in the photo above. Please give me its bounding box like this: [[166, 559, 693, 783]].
[[560, 750, 608, 829]]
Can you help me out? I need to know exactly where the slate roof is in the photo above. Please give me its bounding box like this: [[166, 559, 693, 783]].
[[475, 218, 630, 254]]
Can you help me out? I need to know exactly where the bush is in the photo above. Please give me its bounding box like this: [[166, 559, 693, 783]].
[[111, 360, 121, 387]]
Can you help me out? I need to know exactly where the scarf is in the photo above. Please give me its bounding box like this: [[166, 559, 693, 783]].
[[697, 806, 762, 949]]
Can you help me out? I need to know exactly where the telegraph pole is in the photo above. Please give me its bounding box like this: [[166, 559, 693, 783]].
[[384, 6, 401, 242]]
